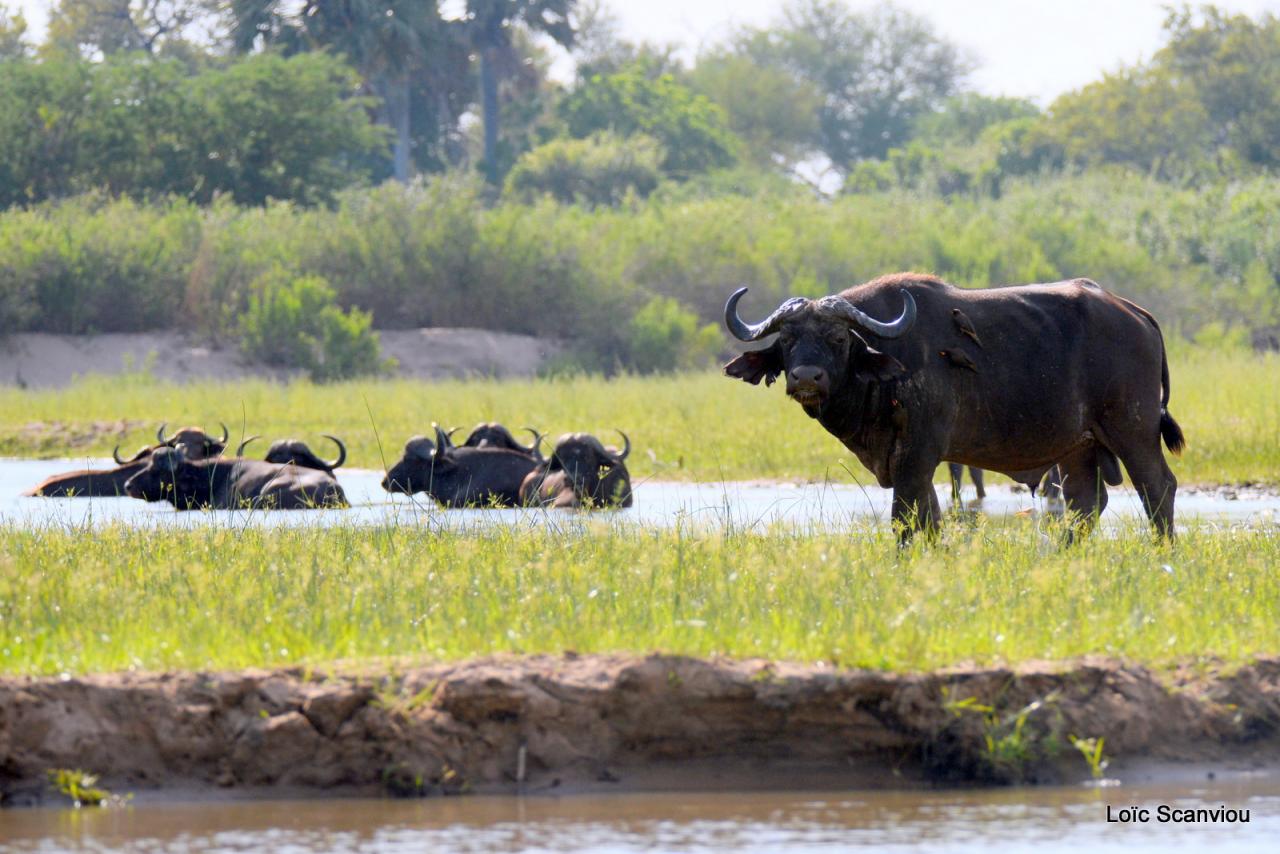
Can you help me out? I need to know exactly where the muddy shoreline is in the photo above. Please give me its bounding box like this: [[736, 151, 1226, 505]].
[[2, 654, 1278, 806]]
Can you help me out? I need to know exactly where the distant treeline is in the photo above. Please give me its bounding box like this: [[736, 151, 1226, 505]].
[[1, 1, 1278, 377], [1, 172, 1276, 376]]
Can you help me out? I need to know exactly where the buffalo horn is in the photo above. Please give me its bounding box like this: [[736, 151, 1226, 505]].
[[612, 430, 631, 462], [433, 424, 452, 457], [815, 290, 917, 339], [522, 426, 545, 460], [112, 444, 128, 466], [724, 287, 809, 342], [236, 436, 261, 457], [323, 434, 347, 470], [217, 422, 229, 446], [157, 422, 171, 444]]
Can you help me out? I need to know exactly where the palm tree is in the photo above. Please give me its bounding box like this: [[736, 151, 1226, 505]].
[[462, 0, 574, 182], [229, 0, 442, 183]]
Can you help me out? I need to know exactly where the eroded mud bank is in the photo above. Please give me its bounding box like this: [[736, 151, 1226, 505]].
[[2, 655, 1278, 805]]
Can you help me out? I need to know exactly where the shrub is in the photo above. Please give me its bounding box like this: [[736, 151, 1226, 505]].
[[626, 296, 722, 373], [238, 268, 388, 381], [505, 133, 664, 206]]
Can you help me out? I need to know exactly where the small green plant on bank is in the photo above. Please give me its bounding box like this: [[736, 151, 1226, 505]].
[[1069, 735, 1110, 780], [46, 768, 111, 806], [943, 692, 1063, 782]]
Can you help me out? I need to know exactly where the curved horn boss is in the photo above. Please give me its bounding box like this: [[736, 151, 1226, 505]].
[[815, 291, 917, 338], [724, 288, 809, 342]]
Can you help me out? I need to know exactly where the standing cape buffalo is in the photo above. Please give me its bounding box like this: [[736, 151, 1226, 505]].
[[724, 274, 1184, 541], [520, 431, 634, 509], [234, 435, 348, 474], [123, 446, 347, 510], [24, 423, 230, 497], [381, 426, 540, 507]]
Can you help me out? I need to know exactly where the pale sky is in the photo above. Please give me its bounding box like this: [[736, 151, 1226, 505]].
[[9, 0, 1280, 104]]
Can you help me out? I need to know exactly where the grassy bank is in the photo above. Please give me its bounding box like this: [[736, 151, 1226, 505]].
[[0, 520, 1275, 676], [0, 347, 1276, 485]]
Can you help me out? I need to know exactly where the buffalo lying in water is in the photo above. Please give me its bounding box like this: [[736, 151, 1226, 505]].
[[235, 435, 348, 474], [381, 426, 539, 507], [457, 422, 544, 458], [725, 273, 1183, 541], [520, 431, 633, 509], [24, 423, 230, 497], [123, 446, 347, 510]]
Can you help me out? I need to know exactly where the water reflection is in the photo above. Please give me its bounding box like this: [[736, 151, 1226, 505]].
[[2, 777, 1277, 853]]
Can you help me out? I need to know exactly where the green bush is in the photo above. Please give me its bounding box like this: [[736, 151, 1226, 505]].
[[505, 133, 664, 206], [238, 268, 388, 381], [627, 296, 722, 373]]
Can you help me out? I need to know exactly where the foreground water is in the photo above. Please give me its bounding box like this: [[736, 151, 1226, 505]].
[[2, 775, 1277, 853], [1, 458, 1277, 532]]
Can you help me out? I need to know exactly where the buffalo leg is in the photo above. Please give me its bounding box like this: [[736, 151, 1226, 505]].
[[969, 467, 986, 500], [947, 463, 964, 503], [1057, 449, 1108, 541], [893, 458, 943, 544], [1114, 445, 1178, 538]]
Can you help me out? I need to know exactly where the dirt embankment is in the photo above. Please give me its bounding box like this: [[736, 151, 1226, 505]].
[[2, 655, 1278, 805], [0, 329, 561, 388]]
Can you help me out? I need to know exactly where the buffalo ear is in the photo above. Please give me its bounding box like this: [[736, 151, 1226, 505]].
[[723, 343, 784, 386], [852, 345, 907, 382]]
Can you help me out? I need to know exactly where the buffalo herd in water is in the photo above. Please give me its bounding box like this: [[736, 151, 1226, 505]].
[[25, 422, 634, 511]]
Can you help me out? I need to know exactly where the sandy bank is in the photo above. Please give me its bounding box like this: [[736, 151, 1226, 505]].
[[2, 654, 1277, 805], [0, 329, 561, 388]]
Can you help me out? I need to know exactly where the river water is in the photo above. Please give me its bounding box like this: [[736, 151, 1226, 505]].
[[2, 458, 1278, 531], [1, 774, 1277, 853], [3, 460, 1277, 850]]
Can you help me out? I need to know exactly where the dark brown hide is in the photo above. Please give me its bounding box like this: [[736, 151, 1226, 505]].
[[24, 425, 229, 498], [725, 274, 1183, 541]]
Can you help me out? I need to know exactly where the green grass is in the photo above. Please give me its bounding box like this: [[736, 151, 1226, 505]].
[[1, 519, 1275, 676], [0, 347, 1276, 486]]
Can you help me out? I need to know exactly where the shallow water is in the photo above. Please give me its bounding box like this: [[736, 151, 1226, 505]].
[[2, 458, 1278, 532], [2, 774, 1277, 853]]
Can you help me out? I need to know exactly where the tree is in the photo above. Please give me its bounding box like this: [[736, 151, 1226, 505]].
[[689, 51, 821, 169], [570, 0, 681, 80], [505, 131, 663, 204], [0, 51, 383, 207], [44, 0, 222, 58], [228, 1, 454, 183], [1042, 66, 1209, 177], [461, 0, 575, 183], [734, 0, 968, 171], [0, 3, 30, 59], [1159, 6, 1280, 168], [188, 52, 386, 204], [912, 93, 1039, 147], [559, 66, 738, 176]]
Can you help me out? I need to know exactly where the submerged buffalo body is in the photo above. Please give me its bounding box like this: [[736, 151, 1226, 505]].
[[725, 274, 1183, 540], [520, 432, 633, 509], [24, 423, 229, 498], [123, 447, 347, 510], [236, 435, 348, 474], [460, 422, 544, 458], [381, 427, 539, 507]]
